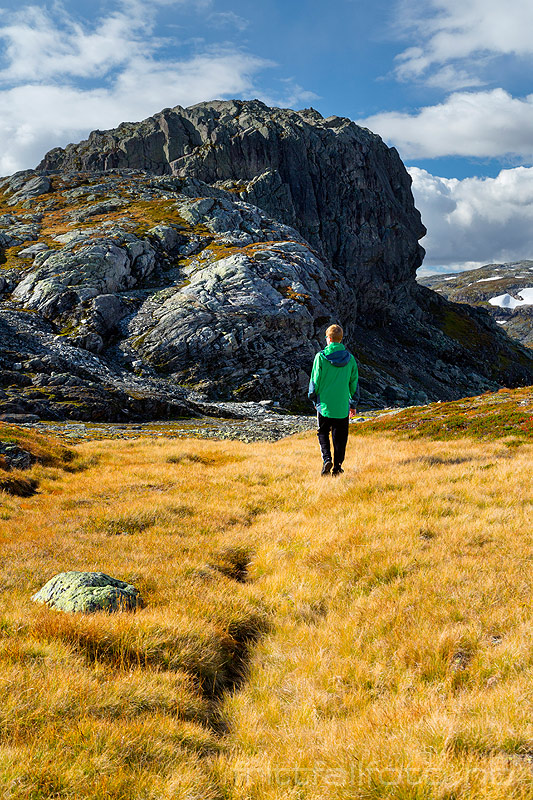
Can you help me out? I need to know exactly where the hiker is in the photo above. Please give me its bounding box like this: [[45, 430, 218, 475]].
[[308, 324, 359, 476]]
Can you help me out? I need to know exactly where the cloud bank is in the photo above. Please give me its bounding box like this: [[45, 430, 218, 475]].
[[360, 89, 533, 160], [395, 0, 533, 89], [360, 1, 533, 163], [411, 166, 533, 272]]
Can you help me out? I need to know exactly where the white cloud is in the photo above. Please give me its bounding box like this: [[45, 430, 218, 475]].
[[0, 1, 161, 83], [422, 65, 485, 92], [113, 50, 272, 113], [359, 89, 533, 160], [0, 2, 276, 173], [395, 0, 533, 88], [362, 2, 533, 162], [411, 166, 533, 271]]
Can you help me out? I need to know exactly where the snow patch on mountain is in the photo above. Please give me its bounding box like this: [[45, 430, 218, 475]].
[[488, 288, 533, 309]]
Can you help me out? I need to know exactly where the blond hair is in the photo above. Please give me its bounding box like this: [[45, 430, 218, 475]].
[[326, 324, 343, 342]]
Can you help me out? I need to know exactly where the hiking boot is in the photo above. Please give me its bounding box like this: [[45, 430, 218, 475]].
[[321, 459, 333, 476], [332, 465, 344, 476]]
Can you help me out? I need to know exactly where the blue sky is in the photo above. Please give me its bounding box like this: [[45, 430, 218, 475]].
[[1, 0, 533, 273]]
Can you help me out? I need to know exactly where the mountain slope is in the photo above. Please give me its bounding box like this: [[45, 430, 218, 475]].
[[0, 101, 531, 420], [34, 100, 533, 409], [419, 261, 533, 348], [0, 169, 344, 420]]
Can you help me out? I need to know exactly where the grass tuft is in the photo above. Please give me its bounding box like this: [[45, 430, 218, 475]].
[[86, 510, 160, 536], [208, 545, 253, 583], [0, 474, 39, 496], [167, 452, 214, 465]]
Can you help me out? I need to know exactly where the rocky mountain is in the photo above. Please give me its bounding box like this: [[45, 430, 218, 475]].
[[0, 100, 531, 422], [419, 261, 533, 348], [38, 99, 424, 322]]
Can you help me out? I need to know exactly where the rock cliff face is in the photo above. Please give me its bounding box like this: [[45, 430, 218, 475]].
[[38, 100, 425, 321], [0, 100, 530, 421]]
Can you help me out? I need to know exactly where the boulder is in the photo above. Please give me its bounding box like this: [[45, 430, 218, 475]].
[[17, 243, 50, 257], [0, 223, 41, 248], [12, 237, 156, 320], [90, 293, 130, 333], [147, 223, 188, 256], [32, 571, 143, 613], [0, 443, 33, 470]]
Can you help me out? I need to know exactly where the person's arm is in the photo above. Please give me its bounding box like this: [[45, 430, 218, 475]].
[[308, 354, 321, 407], [348, 358, 359, 411]]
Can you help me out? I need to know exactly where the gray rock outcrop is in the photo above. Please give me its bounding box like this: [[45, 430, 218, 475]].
[[32, 571, 143, 612], [38, 100, 425, 321], [0, 171, 51, 207], [0, 442, 33, 469], [0, 170, 345, 412]]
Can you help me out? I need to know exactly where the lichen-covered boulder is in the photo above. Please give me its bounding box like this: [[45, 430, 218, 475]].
[[0, 442, 33, 470], [32, 571, 143, 613]]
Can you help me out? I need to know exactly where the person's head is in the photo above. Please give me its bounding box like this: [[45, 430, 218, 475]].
[[325, 324, 343, 343]]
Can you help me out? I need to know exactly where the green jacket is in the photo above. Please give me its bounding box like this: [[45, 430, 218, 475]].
[[308, 343, 359, 418]]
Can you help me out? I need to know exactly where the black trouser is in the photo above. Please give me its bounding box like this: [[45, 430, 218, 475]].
[[317, 413, 349, 467]]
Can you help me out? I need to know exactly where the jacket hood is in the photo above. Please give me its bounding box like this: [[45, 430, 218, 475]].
[[320, 342, 351, 367]]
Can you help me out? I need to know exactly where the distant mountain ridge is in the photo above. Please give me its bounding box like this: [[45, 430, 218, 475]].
[[419, 261, 533, 348]]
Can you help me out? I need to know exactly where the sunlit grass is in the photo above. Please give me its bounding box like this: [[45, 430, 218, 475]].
[[1, 414, 533, 798]]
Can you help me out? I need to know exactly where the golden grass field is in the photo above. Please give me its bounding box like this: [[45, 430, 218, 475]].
[[1, 390, 533, 799]]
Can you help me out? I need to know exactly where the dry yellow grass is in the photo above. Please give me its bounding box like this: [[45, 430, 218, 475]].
[[1, 426, 532, 799]]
